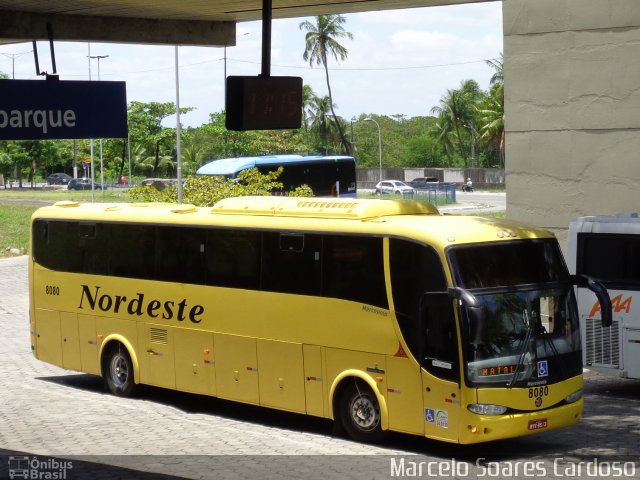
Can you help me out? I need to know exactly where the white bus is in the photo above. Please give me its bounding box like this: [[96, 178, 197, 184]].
[[568, 213, 640, 379]]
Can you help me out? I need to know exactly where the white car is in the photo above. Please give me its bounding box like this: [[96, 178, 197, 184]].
[[375, 180, 415, 195]]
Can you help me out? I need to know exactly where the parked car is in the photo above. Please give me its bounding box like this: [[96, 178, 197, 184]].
[[375, 180, 415, 195], [68, 178, 103, 190], [408, 177, 439, 189], [47, 173, 72, 185]]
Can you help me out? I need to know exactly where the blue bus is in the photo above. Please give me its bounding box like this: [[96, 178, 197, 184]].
[[196, 155, 357, 197]]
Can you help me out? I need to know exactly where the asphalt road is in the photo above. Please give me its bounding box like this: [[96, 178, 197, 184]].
[[449, 191, 506, 213]]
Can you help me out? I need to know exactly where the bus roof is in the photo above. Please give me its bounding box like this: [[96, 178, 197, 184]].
[[196, 155, 355, 176], [33, 197, 554, 248]]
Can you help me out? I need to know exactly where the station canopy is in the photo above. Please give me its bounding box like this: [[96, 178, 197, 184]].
[[0, 0, 487, 47]]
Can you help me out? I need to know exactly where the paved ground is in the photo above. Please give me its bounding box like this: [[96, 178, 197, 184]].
[[0, 255, 638, 479]]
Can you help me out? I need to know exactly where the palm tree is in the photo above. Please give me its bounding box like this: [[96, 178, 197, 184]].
[[306, 94, 335, 154], [476, 84, 505, 167], [485, 53, 504, 86], [430, 116, 455, 166], [430, 80, 481, 167], [299, 15, 353, 154], [478, 54, 504, 166], [301, 84, 315, 131]]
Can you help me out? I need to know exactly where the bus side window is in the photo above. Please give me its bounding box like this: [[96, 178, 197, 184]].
[[78, 222, 108, 275], [108, 223, 156, 280], [156, 226, 205, 284], [322, 235, 387, 308], [261, 232, 322, 296], [206, 229, 260, 290], [32, 220, 81, 273]]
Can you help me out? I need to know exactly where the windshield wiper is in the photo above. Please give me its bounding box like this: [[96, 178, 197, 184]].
[[508, 310, 535, 389]]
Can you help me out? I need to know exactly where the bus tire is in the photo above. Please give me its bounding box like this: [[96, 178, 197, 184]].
[[103, 343, 137, 397], [338, 379, 386, 443]]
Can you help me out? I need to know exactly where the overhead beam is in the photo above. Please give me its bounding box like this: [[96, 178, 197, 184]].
[[0, 10, 235, 46]]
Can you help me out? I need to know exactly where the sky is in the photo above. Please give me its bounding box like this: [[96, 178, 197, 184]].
[[0, 2, 503, 128]]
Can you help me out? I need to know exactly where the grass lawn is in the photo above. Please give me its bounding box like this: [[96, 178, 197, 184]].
[[0, 204, 39, 256]]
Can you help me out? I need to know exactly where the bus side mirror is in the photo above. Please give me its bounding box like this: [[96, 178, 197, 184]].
[[448, 287, 479, 308], [571, 274, 612, 328], [590, 280, 612, 328]]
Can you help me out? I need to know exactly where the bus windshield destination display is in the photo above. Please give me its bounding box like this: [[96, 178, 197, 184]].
[[226, 76, 302, 131]]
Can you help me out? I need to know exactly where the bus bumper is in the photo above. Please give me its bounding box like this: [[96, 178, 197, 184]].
[[456, 398, 583, 444]]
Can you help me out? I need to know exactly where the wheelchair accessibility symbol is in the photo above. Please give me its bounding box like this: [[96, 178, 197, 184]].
[[537, 360, 549, 378], [425, 408, 435, 423]]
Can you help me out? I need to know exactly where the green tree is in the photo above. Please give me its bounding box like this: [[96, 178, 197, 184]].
[[128, 101, 193, 177], [430, 80, 482, 167], [301, 84, 315, 130], [300, 15, 353, 155], [401, 135, 443, 168], [306, 94, 336, 154], [128, 167, 313, 206], [476, 55, 505, 167], [486, 53, 504, 87]]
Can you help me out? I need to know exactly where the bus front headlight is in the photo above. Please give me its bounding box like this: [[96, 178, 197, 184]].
[[565, 389, 583, 404], [467, 404, 508, 415]]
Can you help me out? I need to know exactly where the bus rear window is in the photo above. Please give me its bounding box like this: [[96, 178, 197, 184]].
[[448, 240, 567, 289]]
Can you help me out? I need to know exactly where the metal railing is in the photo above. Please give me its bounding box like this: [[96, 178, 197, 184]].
[[407, 183, 457, 205]]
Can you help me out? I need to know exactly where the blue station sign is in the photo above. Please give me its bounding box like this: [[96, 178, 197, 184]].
[[0, 79, 128, 140]]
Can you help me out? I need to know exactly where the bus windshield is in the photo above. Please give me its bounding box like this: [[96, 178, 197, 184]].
[[448, 241, 581, 387]]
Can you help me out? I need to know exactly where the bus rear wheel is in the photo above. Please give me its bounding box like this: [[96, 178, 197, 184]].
[[338, 379, 386, 443], [103, 343, 137, 397]]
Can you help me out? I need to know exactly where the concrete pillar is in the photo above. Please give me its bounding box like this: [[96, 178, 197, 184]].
[[503, 0, 640, 247]]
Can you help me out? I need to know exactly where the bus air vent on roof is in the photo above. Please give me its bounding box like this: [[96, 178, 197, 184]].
[[53, 201, 80, 208], [211, 196, 439, 219], [170, 205, 197, 214]]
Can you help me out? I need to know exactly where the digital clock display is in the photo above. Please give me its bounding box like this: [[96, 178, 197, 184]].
[[226, 75, 303, 131]]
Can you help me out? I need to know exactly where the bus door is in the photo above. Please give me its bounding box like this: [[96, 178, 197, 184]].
[[420, 292, 462, 442]]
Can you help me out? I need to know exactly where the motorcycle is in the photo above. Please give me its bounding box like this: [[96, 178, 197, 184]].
[[462, 185, 473, 192]]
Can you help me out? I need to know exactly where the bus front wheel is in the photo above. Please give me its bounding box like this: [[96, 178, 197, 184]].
[[103, 343, 137, 397], [338, 379, 386, 443]]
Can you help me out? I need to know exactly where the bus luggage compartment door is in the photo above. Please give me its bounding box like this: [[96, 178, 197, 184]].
[[214, 333, 259, 405], [257, 339, 305, 413], [60, 312, 82, 371], [34, 309, 62, 366], [174, 328, 216, 396]]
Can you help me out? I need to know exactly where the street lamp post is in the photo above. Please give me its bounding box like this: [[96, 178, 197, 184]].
[[1, 49, 31, 79], [88, 54, 109, 193], [365, 117, 382, 182]]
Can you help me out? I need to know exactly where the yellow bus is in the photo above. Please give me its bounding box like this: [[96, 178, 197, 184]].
[[29, 196, 611, 444]]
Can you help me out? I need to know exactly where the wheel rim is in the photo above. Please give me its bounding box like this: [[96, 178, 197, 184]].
[[109, 352, 129, 388], [349, 392, 380, 432]]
